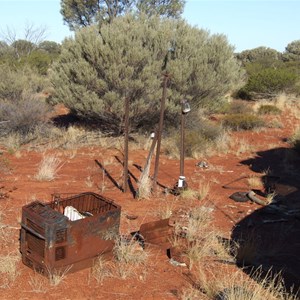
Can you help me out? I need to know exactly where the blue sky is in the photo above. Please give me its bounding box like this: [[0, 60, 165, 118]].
[[0, 0, 299, 53]]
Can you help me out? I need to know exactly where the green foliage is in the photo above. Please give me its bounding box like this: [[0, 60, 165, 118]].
[[61, 0, 185, 30], [222, 113, 265, 131], [184, 130, 210, 157], [38, 41, 61, 55], [167, 115, 224, 157], [137, 0, 185, 18], [0, 64, 49, 101], [283, 40, 300, 61], [11, 39, 35, 57], [227, 101, 253, 114], [23, 51, 52, 75], [50, 14, 243, 134], [0, 42, 60, 75], [236, 47, 281, 67], [183, 120, 224, 157], [238, 67, 298, 100], [235, 41, 300, 100], [257, 104, 281, 115]]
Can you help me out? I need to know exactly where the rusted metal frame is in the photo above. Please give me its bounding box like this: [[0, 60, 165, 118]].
[[20, 193, 121, 276]]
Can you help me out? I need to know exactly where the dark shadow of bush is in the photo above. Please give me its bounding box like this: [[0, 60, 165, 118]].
[[230, 147, 300, 293]]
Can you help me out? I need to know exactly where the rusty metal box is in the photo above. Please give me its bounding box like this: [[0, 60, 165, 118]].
[[20, 192, 121, 275]]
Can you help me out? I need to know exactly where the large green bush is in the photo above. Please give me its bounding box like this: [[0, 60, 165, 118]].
[[237, 67, 298, 100], [0, 64, 49, 101], [236, 46, 281, 67], [50, 14, 244, 134]]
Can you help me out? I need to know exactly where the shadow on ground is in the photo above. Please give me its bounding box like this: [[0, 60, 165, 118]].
[[231, 147, 300, 292]]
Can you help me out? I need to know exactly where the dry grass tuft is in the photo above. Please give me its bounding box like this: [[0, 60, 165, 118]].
[[113, 236, 148, 279], [0, 254, 20, 288], [247, 175, 263, 189], [197, 181, 211, 201], [231, 138, 255, 156], [0, 133, 22, 153], [191, 265, 299, 300], [47, 266, 72, 286], [137, 172, 152, 200], [180, 188, 199, 201], [157, 200, 175, 219], [34, 154, 63, 181], [90, 256, 112, 285], [162, 137, 180, 159], [28, 271, 48, 293], [186, 206, 214, 242]]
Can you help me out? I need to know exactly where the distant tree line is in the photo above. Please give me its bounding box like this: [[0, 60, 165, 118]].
[[235, 41, 300, 99]]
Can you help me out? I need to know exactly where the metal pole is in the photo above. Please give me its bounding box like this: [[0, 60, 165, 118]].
[[152, 74, 168, 192], [123, 97, 129, 193], [177, 99, 190, 190], [180, 108, 185, 177]]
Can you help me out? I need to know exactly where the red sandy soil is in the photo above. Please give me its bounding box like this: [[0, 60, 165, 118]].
[[0, 103, 299, 299]]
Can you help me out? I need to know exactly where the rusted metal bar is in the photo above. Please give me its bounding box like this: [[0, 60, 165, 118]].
[[123, 97, 130, 193]]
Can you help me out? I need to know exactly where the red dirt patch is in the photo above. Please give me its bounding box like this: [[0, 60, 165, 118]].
[[0, 105, 299, 299]]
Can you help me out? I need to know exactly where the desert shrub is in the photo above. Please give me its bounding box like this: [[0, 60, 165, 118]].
[[236, 46, 281, 66], [0, 64, 28, 100], [222, 113, 265, 131], [50, 14, 244, 134], [238, 67, 298, 100], [228, 101, 253, 114], [163, 113, 226, 157], [0, 97, 51, 137], [23, 50, 52, 75], [184, 130, 211, 157], [283, 40, 300, 61], [0, 64, 50, 101], [258, 104, 281, 115], [180, 118, 223, 157]]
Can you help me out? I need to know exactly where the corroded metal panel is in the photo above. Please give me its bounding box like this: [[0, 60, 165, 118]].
[[139, 218, 174, 249], [20, 192, 121, 276]]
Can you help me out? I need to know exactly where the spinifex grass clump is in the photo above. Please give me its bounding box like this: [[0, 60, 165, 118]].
[[184, 265, 299, 300], [34, 154, 63, 181], [90, 256, 112, 285], [0, 254, 20, 288], [222, 113, 265, 131], [258, 104, 282, 115], [113, 236, 148, 279]]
